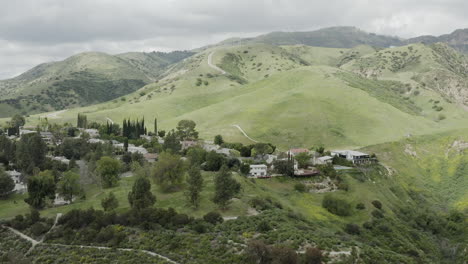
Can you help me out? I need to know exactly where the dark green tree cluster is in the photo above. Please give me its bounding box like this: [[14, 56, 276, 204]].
[[77, 113, 88, 129], [128, 176, 156, 210], [185, 166, 204, 208], [0, 167, 15, 197], [122, 118, 147, 139], [25, 170, 56, 208], [213, 165, 241, 209], [16, 133, 47, 174], [7, 114, 25, 136], [103, 121, 121, 136], [0, 135, 15, 166], [176, 120, 198, 140]]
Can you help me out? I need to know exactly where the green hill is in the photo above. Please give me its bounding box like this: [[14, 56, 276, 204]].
[[0, 51, 193, 117], [12, 43, 468, 150]]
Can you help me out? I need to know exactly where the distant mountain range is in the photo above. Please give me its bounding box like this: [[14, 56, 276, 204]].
[[216, 26, 468, 53]]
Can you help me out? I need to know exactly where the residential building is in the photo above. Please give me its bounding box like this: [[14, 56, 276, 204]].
[[314, 156, 333, 165], [249, 164, 268, 178], [331, 150, 373, 164], [143, 153, 158, 163], [128, 146, 148, 155], [84, 129, 99, 138], [6, 170, 27, 193]]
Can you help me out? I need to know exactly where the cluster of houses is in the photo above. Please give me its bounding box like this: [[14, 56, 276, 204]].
[[247, 148, 375, 179], [4, 123, 376, 196]]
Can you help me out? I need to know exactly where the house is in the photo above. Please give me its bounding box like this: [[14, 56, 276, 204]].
[[6, 170, 27, 193], [140, 135, 153, 141], [264, 154, 277, 164], [181, 140, 198, 150], [88, 138, 106, 144], [40, 131, 54, 143], [249, 164, 269, 178], [314, 156, 333, 165], [84, 129, 99, 138], [143, 153, 158, 163], [128, 146, 148, 155], [287, 148, 310, 156], [51, 156, 70, 165], [19, 129, 36, 136], [331, 150, 373, 165], [202, 142, 220, 152], [215, 148, 232, 156]]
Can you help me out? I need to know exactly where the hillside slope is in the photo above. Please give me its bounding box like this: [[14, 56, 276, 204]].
[[0, 51, 193, 117], [16, 43, 468, 150]]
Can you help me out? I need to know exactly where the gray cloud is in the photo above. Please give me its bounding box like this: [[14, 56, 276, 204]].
[[1, 0, 467, 79]]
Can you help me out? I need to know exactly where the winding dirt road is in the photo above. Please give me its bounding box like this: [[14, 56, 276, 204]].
[[207, 51, 226, 75]]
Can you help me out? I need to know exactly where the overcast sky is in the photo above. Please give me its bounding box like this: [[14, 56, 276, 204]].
[[1, 0, 467, 79]]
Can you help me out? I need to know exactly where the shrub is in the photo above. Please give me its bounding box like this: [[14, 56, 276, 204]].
[[31, 222, 49, 236], [356, 203, 366, 210], [294, 183, 307, 192], [344, 223, 361, 235], [203, 211, 223, 225], [322, 194, 353, 216], [256, 220, 272, 232], [372, 209, 384, 219], [372, 200, 383, 209], [304, 247, 323, 264]]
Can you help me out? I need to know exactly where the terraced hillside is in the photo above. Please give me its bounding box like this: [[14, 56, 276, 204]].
[[0, 51, 193, 117], [11, 43, 466, 150]]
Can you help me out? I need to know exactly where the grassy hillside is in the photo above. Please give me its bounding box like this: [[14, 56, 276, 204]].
[[6, 43, 468, 150], [0, 51, 193, 117]]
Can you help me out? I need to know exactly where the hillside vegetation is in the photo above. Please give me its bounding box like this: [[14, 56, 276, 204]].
[[0, 51, 193, 117]]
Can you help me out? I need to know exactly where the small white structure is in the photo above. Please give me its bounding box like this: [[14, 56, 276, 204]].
[[51, 156, 70, 165], [216, 148, 232, 156], [6, 170, 27, 193], [265, 154, 277, 164], [19, 129, 36, 136], [88, 138, 106, 144], [140, 135, 153, 141], [331, 150, 372, 165], [40, 131, 54, 143], [314, 156, 333, 165], [158, 138, 165, 144], [249, 164, 268, 178], [128, 146, 148, 155], [203, 142, 220, 152], [84, 129, 99, 138]]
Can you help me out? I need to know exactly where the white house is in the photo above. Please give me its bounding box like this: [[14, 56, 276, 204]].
[[215, 148, 232, 156], [19, 129, 36, 136], [314, 156, 333, 165], [128, 146, 148, 155], [6, 170, 27, 193], [51, 156, 70, 165], [84, 129, 99, 138], [203, 142, 220, 152], [88, 138, 106, 144], [249, 164, 268, 178], [331, 150, 372, 165]]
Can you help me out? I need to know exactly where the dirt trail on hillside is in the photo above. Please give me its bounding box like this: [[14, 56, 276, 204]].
[[207, 51, 227, 75], [232, 124, 258, 143]]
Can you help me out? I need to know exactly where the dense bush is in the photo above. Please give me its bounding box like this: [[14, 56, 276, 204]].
[[322, 195, 353, 216], [203, 211, 224, 225]]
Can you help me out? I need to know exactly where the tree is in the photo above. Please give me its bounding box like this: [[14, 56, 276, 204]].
[[204, 151, 225, 171], [158, 130, 166, 138], [25, 170, 56, 209], [295, 152, 311, 169], [214, 135, 224, 145], [251, 143, 273, 157], [271, 245, 298, 264], [10, 114, 25, 135], [77, 113, 88, 128], [0, 167, 15, 197], [154, 117, 158, 135], [0, 135, 15, 166], [163, 130, 181, 153], [16, 133, 47, 174], [185, 166, 204, 208], [176, 120, 198, 140], [128, 176, 156, 210], [245, 240, 271, 264], [152, 152, 185, 192], [186, 147, 207, 166], [96, 156, 122, 188], [213, 165, 240, 209], [203, 211, 223, 225], [57, 171, 81, 203], [304, 247, 323, 264], [101, 192, 119, 211]]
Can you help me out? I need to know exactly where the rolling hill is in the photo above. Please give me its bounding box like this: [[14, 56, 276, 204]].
[[0, 50, 194, 117], [11, 43, 467, 151]]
